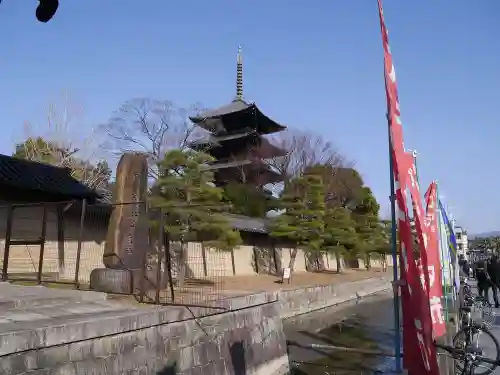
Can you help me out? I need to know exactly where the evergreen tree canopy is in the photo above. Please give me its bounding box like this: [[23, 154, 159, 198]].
[[323, 206, 358, 253], [222, 182, 276, 218], [270, 172, 325, 251], [150, 149, 241, 250], [351, 187, 384, 260]]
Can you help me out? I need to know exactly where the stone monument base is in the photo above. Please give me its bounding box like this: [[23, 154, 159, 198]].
[[90, 268, 137, 294]]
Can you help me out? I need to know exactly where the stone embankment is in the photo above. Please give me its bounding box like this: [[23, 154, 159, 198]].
[[0, 276, 391, 375]]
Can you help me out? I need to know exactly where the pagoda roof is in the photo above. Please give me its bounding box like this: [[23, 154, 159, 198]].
[[189, 130, 254, 149], [189, 99, 286, 135], [190, 132, 286, 159]]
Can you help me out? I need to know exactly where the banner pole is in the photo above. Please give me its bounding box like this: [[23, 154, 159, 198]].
[[410, 150, 419, 183], [387, 113, 402, 372]]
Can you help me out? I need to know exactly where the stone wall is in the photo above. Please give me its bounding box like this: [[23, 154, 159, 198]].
[[1, 277, 391, 375], [1, 294, 289, 375], [278, 276, 392, 318], [0, 205, 395, 284]]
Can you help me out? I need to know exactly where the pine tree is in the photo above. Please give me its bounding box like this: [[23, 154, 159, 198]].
[[301, 172, 325, 271], [323, 206, 358, 273], [151, 149, 241, 286], [270, 172, 325, 272], [352, 187, 383, 270], [372, 219, 392, 271]]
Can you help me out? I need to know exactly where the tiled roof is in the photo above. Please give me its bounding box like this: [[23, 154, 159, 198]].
[[225, 214, 269, 234], [190, 99, 251, 120], [189, 99, 286, 135], [0, 154, 99, 200]]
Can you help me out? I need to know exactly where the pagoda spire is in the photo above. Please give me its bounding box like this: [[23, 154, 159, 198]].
[[235, 45, 243, 101]]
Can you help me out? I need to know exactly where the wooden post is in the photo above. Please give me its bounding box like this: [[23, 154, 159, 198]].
[[201, 243, 208, 277], [230, 248, 236, 276]]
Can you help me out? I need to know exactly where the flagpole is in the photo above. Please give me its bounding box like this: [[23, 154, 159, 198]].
[[387, 113, 402, 372], [408, 150, 419, 182]]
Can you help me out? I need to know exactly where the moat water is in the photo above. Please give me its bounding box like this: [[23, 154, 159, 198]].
[[283, 290, 400, 375]]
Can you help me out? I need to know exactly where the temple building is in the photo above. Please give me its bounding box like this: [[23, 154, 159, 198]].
[[189, 47, 287, 187]]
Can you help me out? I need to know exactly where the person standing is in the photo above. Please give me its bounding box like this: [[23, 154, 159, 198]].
[[462, 259, 471, 278], [488, 255, 500, 308], [476, 259, 499, 307]]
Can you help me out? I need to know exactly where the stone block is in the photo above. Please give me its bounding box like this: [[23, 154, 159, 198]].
[[37, 346, 70, 368], [89, 268, 135, 294], [0, 351, 37, 374], [50, 363, 77, 375], [68, 341, 93, 362]]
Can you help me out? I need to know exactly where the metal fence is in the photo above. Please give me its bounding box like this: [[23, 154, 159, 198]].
[[0, 200, 229, 309]]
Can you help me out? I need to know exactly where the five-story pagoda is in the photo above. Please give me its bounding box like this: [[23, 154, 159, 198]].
[[189, 47, 286, 187]]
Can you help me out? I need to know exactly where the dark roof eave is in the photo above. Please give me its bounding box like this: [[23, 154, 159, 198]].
[[190, 101, 286, 135], [0, 154, 101, 202], [189, 99, 251, 123], [253, 106, 286, 134]]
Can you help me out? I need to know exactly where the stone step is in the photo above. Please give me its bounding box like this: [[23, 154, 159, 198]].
[[0, 305, 146, 356], [0, 295, 82, 311], [0, 282, 107, 308], [0, 298, 127, 324]]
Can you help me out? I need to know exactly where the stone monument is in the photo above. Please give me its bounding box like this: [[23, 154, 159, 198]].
[[90, 153, 149, 294]]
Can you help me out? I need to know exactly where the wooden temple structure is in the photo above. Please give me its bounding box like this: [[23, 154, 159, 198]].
[[189, 47, 287, 188]]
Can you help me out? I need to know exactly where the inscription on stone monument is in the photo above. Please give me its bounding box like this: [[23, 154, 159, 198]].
[[91, 153, 150, 294], [103, 154, 149, 270]]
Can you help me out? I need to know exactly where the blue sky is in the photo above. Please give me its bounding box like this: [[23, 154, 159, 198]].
[[0, 1, 499, 233]]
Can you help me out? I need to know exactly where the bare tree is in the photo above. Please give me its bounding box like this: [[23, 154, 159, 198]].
[[99, 98, 208, 179], [14, 93, 111, 276], [15, 93, 111, 189], [268, 128, 350, 185]]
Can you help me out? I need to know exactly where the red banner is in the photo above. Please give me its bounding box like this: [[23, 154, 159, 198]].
[[396, 155, 421, 371], [399, 153, 439, 374], [424, 182, 446, 337], [377, 1, 440, 374]]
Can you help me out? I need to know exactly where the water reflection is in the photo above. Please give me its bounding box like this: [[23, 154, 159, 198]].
[[283, 290, 398, 374]]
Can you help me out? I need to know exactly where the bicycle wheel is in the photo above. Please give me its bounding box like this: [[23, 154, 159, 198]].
[[453, 325, 500, 375]]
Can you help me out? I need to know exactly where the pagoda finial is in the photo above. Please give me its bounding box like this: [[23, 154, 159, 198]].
[[235, 45, 243, 101]]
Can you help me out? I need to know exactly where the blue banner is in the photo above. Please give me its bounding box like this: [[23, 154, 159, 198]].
[[438, 200, 459, 294], [438, 200, 457, 262]]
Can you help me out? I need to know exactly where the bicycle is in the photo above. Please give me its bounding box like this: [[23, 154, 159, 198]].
[[443, 279, 500, 375], [463, 295, 494, 328], [435, 335, 500, 375], [451, 310, 500, 375], [460, 278, 493, 325]]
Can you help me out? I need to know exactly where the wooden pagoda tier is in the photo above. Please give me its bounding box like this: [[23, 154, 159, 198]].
[[189, 99, 286, 135], [189, 131, 286, 160], [203, 158, 282, 185], [189, 99, 286, 186]]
